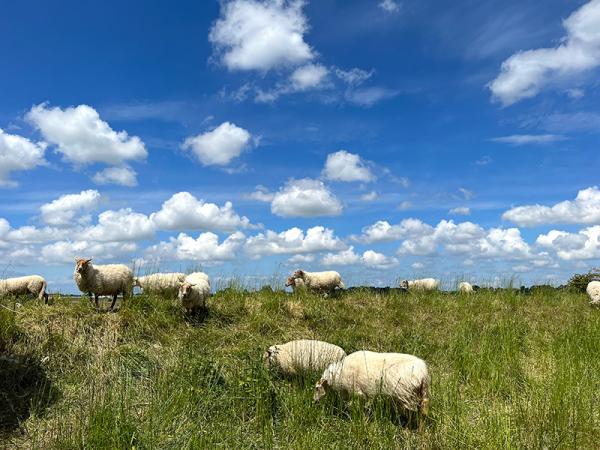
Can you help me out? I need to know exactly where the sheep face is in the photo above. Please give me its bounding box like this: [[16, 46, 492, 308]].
[[313, 379, 328, 402], [285, 276, 296, 287], [292, 269, 305, 280], [400, 280, 409, 289], [75, 257, 93, 275], [178, 282, 193, 301], [263, 346, 278, 369]]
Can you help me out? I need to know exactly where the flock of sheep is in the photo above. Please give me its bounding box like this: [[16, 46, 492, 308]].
[[1, 259, 599, 429]]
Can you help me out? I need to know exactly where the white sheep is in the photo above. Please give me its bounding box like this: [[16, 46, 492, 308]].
[[458, 281, 474, 294], [74, 258, 134, 311], [586, 281, 600, 306], [263, 339, 346, 376], [285, 276, 306, 293], [314, 350, 430, 430], [0, 275, 49, 304], [178, 272, 210, 314], [401, 278, 439, 291], [292, 270, 345, 295], [134, 272, 186, 296]]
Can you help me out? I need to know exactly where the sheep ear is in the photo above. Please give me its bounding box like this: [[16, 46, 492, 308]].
[[85, 258, 93, 263]]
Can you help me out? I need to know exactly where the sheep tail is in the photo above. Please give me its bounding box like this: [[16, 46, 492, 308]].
[[39, 280, 48, 303], [419, 377, 430, 417]]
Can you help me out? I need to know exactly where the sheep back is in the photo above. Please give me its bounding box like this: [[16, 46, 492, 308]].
[[586, 281, 600, 305], [135, 272, 186, 295], [0, 275, 47, 300], [265, 339, 346, 375]]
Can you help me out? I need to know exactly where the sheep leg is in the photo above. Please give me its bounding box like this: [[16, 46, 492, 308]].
[[109, 293, 118, 311], [94, 294, 100, 310]]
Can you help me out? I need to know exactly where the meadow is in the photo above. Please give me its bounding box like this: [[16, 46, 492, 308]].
[[0, 285, 599, 449]]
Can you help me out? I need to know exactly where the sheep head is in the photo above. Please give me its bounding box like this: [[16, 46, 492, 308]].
[[263, 345, 279, 369], [292, 269, 305, 280], [313, 379, 328, 402], [400, 280, 409, 289], [285, 276, 296, 287], [75, 257, 93, 274], [178, 282, 193, 300]]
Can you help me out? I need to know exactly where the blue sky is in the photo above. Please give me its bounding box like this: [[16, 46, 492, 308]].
[[1, 0, 600, 292]]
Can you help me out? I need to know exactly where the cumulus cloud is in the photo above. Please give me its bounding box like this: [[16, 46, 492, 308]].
[[322, 150, 374, 183], [182, 122, 253, 166], [151, 192, 253, 232], [321, 246, 361, 266], [489, 0, 600, 105], [245, 225, 345, 257], [361, 250, 399, 269], [27, 104, 147, 166], [86, 209, 155, 242], [289, 64, 329, 90], [335, 68, 374, 86], [270, 178, 342, 217], [537, 226, 600, 260], [40, 190, 102, 226], [352, 219, 434, 244], [147, 231, 245, 263], [491, 134, 567, 145], [503, 186, 600, 227], [0, 128, 47, 187], [209, 0, 314, 72], [247, 185, 275, 202], [321, 246, 398, 269], [92, 166, 138, 187], [360, 191, 378, 201]]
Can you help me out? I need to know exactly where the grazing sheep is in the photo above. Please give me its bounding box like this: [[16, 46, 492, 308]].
[[73, 258, 133, 311], [0, 275, 48, 304], [178, 272, 210, 314], [400, 278, 439, 291], [263, 339, 346, 376], [134, 272, 186, 296], [285, 276, 306, 293], [292, 270, 345, 296], [586, 281, 600, 306], [314, 351, 430, 430], [458, 282, 474, 294]]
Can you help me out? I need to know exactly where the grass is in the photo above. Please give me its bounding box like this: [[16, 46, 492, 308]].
[[0, 287, 599, 449]]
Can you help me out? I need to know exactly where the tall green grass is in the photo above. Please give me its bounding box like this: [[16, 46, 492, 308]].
[[0, 287, 598, 448]]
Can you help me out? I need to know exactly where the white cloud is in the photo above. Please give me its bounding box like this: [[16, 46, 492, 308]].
[[0, 128, 47, 187], [289, 64, 329, 91], [40, 240, 137, 265], [503, 186, 600, 227], [321, 246, 361, 266], [322, 150, 374, 183], [379, 0, 401, 13], [537, 226, 600, 260], [353, 219, 434, 244], [27, 104, 147, 166], [491, 134, 567, 145], [270, 178, 342, 217], [209, 0, 314, 72], [411, 262, 424, 270], [398, 201, 412, 210], [360, 191, 378, 201], [151, 192, 253, 232], [148, 231, 245, 263], [245, 225, 345, 257], [181, 122, 253, 166], [288, 253, 315, 264], [40, 190, 101, 227], [335, 67, 374, 86], [449, 207, 471, 216], [86, 209, 155, 242], [459, 188, 475, 200], [92, 166, 138, 187], [489, 0, 600, 105], [361, 250, 399, 269], [247, 185, 275, 202]]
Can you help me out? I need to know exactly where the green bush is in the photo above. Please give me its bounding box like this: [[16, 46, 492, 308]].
[[566, 269, 600, 292]]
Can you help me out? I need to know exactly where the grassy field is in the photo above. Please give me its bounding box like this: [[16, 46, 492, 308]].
[[1, 286, 599, 449]]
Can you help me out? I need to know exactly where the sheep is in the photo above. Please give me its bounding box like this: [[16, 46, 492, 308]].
[[458, 281, 474, 294], [314, 350, 430, 430], [178, 272, 211, 314], [400, 278, 439, 291], [586, 280, 600, 306], [285, 276, 306, 293], [73, 257, 133, 311], [0, 275, 48, 304], [134, 272, 186, 296], [263, 339, 346, 376], [291, 270, 345, 296]]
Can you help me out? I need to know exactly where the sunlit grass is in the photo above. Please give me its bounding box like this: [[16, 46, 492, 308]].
[[0, 286, 598, 448]]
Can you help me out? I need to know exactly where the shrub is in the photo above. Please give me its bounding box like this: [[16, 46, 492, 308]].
[[566, 269, 600, 293]]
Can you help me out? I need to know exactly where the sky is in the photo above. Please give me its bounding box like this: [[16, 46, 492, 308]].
[[1, 0, 600, 292]]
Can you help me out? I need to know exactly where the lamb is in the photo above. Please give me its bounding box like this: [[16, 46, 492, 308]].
[[586, 280, 600, 306], [458, 281, 474, 294], [74, 257, 134, 311], [263, 339, 346, 376], [314, 350, 430, 430], [285, 276, 306, 293], [178, 272, 211, 314], [291, 270, 345, 296], [134, 272, 186, 296], [0, 275, 49, 304], [400, 278, 439, 291]]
